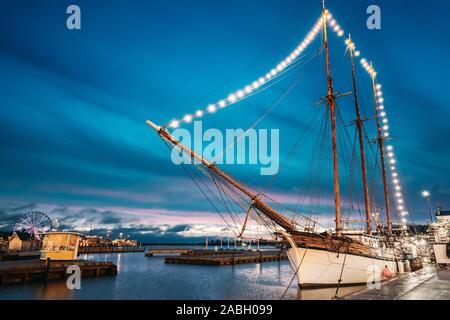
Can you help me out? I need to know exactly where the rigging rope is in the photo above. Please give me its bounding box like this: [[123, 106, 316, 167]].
[[162, 139, 242, 237], [214, 48, 322, 162], [165, 16, 325, 128]]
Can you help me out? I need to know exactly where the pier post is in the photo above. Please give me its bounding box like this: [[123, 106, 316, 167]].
[[45, 258, 51, 281]]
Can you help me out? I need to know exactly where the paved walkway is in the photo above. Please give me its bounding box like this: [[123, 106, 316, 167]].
[[347, 265, 450, 300]]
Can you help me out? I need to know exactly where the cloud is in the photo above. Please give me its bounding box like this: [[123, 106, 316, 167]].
[[0, 200, 238, 242], [0, 201, 40, 229], [0, 0, 447, 232], [165, 224, 190, 233]]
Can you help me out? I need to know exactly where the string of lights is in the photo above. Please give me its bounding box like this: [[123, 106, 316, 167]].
[[376, 83, 410, 227], [162, 9, 409, 229], [330, 10, 409, 228], [165, 16, 325, 129]]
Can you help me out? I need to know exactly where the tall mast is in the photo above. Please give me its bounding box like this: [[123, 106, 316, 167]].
[[146, 120, 296, 232], [347, 35, 372, 235], [370, 66, 391, 233], [322, 3, 342, 236]]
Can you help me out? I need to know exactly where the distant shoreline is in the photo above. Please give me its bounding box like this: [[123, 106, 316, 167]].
[[141, 242, 279, 246]]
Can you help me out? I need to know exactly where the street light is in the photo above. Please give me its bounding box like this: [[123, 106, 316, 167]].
[[421, 190, 433, 223]]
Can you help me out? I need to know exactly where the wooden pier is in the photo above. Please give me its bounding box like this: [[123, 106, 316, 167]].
[[0, 259, 117, 286], [165, 250, 287, 265], [78, 246, 144, 254], [145, 248, 251, 256], [0, 250, 40, 261], [184, 250, 256, 256], [145, 248, 194, 256]]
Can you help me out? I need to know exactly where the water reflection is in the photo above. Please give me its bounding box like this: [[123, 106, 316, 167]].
[[35, 281, 74, 300], [0, 249, 367, 300], [116, 253, 122, 273]]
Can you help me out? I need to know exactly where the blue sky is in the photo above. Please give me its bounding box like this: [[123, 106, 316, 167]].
[[0, 0, 449, 242]]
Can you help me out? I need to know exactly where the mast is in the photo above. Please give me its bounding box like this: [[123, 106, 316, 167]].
[[370, 66, 391, 233], [146, 120, 296, 232], [322, 3, 342, 236], [347, 35, 372, 235]]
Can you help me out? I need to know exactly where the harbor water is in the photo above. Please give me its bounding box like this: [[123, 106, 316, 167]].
[[0, 247, 366, 300]]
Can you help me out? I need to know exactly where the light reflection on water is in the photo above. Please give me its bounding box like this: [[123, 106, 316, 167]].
[[0, 248, 366, 300]]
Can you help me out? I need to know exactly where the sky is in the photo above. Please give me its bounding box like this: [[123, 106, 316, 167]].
[[0, 0, 449, 242]]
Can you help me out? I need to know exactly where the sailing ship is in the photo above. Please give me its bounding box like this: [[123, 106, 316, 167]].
[[146, 2, 415, 287]]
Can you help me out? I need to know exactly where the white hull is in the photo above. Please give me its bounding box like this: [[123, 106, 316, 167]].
[[287, 247, 398, 287], [433, 244, 450, 264]]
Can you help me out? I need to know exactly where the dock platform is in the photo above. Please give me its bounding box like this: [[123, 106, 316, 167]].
[[78, 246, 144, 254], [165, 250, 287, 265], [145, 248, 194, 256], [0, 259, 117, 286], [145, 249, 254, 256], [0, 251, 40, 261], [347, 265, 450, 300]]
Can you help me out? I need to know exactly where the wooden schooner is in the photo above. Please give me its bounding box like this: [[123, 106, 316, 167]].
[[146, 2, 413, 287]]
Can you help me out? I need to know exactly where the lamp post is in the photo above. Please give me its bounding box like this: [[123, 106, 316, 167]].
[[421, 191, 433, 223]]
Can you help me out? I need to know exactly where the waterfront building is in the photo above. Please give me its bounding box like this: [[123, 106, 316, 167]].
[[112, 238, 139, 247], [40, 232, 83, 260], [79, 235, 113, 247], [0, 231, 9, 252], [8, 231, 37, 252]]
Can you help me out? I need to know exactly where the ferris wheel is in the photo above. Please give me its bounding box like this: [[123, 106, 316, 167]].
[[14, 211, 53, 240]]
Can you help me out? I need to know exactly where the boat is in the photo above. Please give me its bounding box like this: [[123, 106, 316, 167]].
[[428, 206, 450, 267], [145, 2, 419, 287]]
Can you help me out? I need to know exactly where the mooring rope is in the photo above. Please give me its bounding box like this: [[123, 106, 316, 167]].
[[280, 246, 308, 300], [334, 244, 349, 299]]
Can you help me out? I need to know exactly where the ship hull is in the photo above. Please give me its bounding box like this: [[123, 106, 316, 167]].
[[433, 243, 450, 265], [287, 246, 398, 288]]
